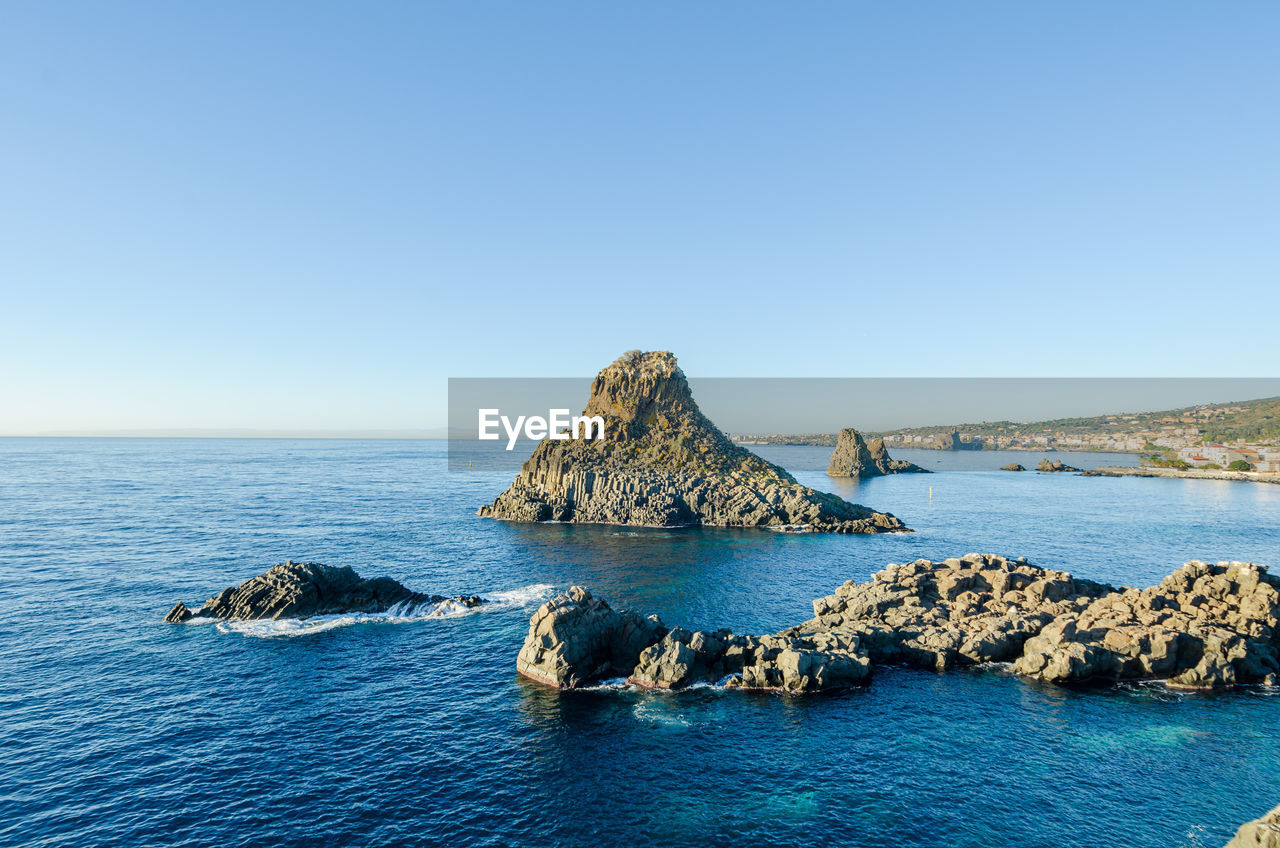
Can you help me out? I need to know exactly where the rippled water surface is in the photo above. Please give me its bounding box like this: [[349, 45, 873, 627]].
[[3, 439, 1279, 847]]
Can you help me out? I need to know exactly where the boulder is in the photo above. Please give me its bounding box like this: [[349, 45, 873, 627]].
[[478, 351, 907, 534], [826, 428, 930, 478], [516, 587, 666, 688], [1000, 463, 1026, 472], [164, 561, 482, 622]]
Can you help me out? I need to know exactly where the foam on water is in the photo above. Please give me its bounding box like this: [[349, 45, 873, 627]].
[[212, 583, 558, 639]]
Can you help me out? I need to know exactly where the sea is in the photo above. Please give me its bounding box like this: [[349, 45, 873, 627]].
[[3, 438, 1280, 848]]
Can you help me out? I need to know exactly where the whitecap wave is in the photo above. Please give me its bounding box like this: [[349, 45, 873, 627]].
[[212, 583, 559, 639]]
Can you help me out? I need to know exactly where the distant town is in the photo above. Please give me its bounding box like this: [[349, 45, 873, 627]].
[[732, 396, 1280, 473]]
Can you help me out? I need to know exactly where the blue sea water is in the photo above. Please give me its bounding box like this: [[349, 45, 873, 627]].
[[3, 438, 1280, 848]]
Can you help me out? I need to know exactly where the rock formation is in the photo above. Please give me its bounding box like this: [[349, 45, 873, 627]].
[[791, 554, 1117, 671], [1226, 804, 1280, 847], [164, 561, 484, 622], [517, 588, 870, 692], [826, 428, 929, 478], [1000, 463, 1026, 472], [1036, 459, 1082, 473], [479, 351, 906, 533], [518, 555, 1280, 694], [516, 587, 666, 688]]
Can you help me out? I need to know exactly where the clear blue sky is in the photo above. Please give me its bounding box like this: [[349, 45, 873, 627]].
[[2, 2, 1277, 433]]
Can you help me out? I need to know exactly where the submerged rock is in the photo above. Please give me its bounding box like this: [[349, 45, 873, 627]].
[[1226, 803, 1280, 847], [516, 587, 666, 688], [1036, 459, 1082, 473], [164, 561, 484, 622], [1001, 463, 1026, 472], [478, 350, 906, 534], [826, 428, 929, 478]]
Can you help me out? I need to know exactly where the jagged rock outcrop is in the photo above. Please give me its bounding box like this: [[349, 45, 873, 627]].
[[516, 587, 666, 688], [164, 561, 484, 622], [518, 556, 1280, 695], [1013, 561, 1280, 688], [627, 627, 870, 692], [1001, 463, 1026, 472], [1226, 803, 1280, 847], [1036, 459, 1082, 473], [479, 351, 906, 533], [826, 428, 929, 478], [790, 554, 1116, 670]]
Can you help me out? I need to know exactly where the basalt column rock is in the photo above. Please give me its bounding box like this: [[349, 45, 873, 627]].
[[826, 428, 929, 478], [478, 351, 907, 533]]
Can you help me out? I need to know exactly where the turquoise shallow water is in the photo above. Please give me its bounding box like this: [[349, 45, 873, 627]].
[[2, 438, 1279, 848]]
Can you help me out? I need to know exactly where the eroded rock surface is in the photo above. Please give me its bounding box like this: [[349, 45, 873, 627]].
[[1014, 561, 1280, 688], [479, 351, 906, 534], [826, 428, 929, 478], [516, 587, 666, 688], [1226, 803, 1280, 848], [791, 554, 1116, 670], [627, 627, 870, 692], [164, 561, 483, 622], [519, 555, 1280, 695]]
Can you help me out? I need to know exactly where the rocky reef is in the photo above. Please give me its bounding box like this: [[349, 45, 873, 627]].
[[826, 428, 928, 478], [1001, 463, 1026, 472], [1036, 458, 1082, 473], [518, 554, 1280, 693], [1226, 803, 1280, 847], [479, 351, 906, 533], [164, 561, 484, 622], [517, 587, 869, 692]]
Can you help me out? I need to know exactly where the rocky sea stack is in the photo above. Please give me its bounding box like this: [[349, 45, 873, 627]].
[[164, 561, 484, 622], [478, 351, 906, 533], [826, 428, 929, 478], [518, 555, 1280, 693]]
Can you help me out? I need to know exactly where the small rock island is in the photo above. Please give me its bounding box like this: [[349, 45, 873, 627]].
[[517, 554, 1280, 692], [826, 428, 929, 478], [164, 561, 483, 622], [1036, 458, 1082, 473], [1000, 463, 1026, 472], [479, 351, 906, 533]]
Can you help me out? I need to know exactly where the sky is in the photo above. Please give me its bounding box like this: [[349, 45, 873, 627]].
[[2, 2, 1278, 434]]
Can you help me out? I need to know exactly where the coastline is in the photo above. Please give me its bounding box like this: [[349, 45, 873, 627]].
[[1087, 466, 1280, 485]]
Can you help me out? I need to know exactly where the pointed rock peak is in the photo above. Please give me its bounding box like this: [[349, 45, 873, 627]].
[[582, 350, 702, 427]]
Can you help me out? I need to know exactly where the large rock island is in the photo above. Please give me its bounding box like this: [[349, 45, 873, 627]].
[[517, 554, 1280, 692], [826, 428, 929, 478], [164, 561, 484, 622], [479, 351, 906, 533]]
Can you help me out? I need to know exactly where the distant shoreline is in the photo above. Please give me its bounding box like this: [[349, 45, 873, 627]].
[[1086, 466, 1280, 485]]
